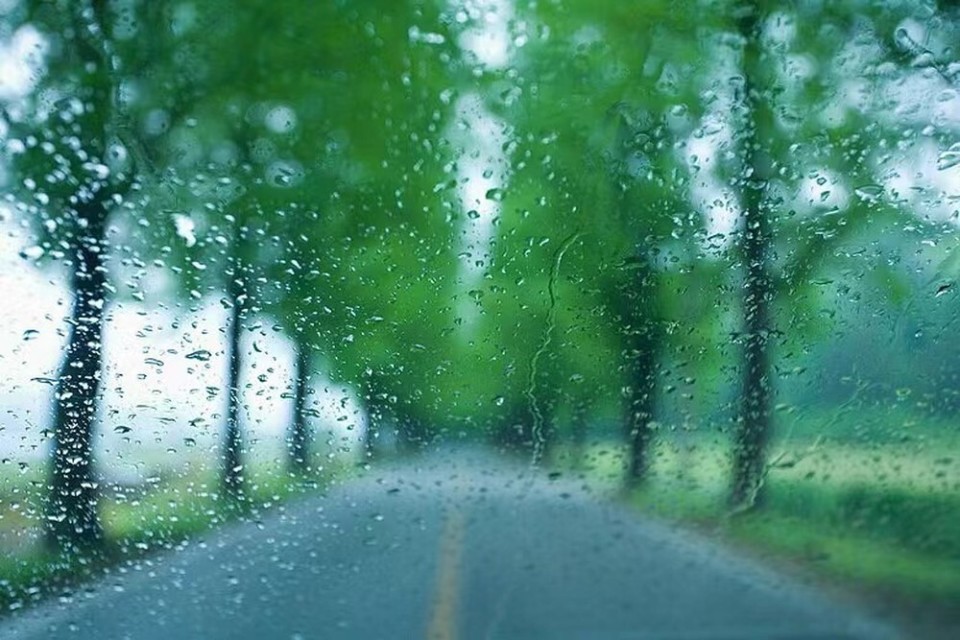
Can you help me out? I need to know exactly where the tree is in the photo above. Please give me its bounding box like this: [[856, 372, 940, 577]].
[[729, 2, 775, 509], [719, 0, 944, 509], [490, 1, 712, 481], [2, 0, 147, 551]]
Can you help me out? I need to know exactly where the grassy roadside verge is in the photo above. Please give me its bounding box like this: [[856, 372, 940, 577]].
[[0, 460, 345, 615], [555, 439, 960, 636], [630, 483, 960, 599]]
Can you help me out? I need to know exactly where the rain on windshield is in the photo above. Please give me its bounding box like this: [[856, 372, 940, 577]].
[[0, 1, 958, 639]]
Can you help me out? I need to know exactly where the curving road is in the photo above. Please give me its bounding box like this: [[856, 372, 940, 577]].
[[2, 452, 899, 639]]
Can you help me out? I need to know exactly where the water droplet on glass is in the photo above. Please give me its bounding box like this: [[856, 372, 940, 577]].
[[172, 213, 198, 247], [484, 187, 505, 202], [853, 184, 883, 200], [937, 143, 960, 171], [19, 246, 44, 260]]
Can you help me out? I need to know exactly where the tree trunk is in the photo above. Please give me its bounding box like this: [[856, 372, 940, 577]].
[[571, 399, 589, 466], [361, 373, 395, 461], [362, 392, 381, 461], [624, 255, 660, 488], [611, 109, 663, 489], [731, 4, 775, 510], [396, 409, 427, 454], [45, 207, 107, 553], [220, 274, 245, 502], [536, 407, 557, 464], [491, 402, 530, 453], [288, 342, 311, 474]]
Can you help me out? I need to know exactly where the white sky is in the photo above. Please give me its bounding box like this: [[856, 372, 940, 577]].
[[448, 0, 515, 330], [0, 223, 366, 479], [0, 22, 43, 102], [450, 93, 509, 293], [455, 0, 515, 69]]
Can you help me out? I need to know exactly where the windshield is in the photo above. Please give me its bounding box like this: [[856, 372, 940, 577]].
[[0, 1, 958, 639]]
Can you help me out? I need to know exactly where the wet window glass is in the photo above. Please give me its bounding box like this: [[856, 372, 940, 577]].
[[0, 1, 958, 638]]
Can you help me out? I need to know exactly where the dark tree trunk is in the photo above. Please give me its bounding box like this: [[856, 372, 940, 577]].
[[220, 275, 245, 502], [396, 410, 427, 454], [45, 205, 108, 553], [731, 4, 775, 510], [610, 109, 663, 488], [488, 401, 533, 457], [361, 373, 396, 461], [362, 392, 381, 461], [288, 342, 311, 474], [623, 255, 661, 488], [536, 408, 558, 464], [570, 399, 589, 465], [731, 237, 773, 509], [362, 416, 377, 460]]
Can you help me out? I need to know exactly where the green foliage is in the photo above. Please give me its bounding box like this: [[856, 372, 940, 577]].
[[1, 0, 959, 619]]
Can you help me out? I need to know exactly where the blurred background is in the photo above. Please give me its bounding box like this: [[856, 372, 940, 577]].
[[0, 0, 957, 629]]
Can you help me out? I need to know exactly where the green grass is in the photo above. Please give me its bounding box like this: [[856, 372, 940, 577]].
[[563, 436, 960, 609], [725, 515, 960, 601], [631, 482, 960, 604], [0, 459, 346, 615], [778, 403, 960, 447]]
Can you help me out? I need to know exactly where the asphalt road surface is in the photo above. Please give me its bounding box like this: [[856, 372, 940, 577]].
[[2, 453, 899, 639]]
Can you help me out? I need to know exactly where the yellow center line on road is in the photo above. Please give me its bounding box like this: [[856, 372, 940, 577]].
[[426, 508, 466, 640]]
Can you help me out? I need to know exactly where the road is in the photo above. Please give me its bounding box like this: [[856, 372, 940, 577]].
[[2, 452, 899, 639]]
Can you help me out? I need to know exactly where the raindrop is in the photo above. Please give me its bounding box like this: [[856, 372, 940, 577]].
[[267, 160, 304, 188], [264, 105, 297, 133], [22, 329, 39, 341], [114, 425, 132, 434], [186, 349, 212, 361], [19, 246, 44, 260], [937, 143, 960, 171], [484, 187, 505, 202], [173, 214, 197, 247], [853, 184, 883, 200]]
